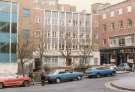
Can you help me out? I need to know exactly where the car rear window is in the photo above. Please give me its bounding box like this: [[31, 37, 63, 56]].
[[97, 67, 110, 70]]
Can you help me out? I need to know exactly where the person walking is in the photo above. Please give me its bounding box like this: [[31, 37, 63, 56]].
[[29, 72, 34, 85], [40, 70, 46, 86]]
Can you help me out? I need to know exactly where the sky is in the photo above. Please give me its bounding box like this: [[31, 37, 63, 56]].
[[59, 0, 125, 12]]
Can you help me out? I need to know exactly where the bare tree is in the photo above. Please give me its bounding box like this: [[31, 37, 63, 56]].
[[37, 33, 46, 70], [18, 34, 33, 76], [79, 41, 93, 67], [60, 33, 72, 66]]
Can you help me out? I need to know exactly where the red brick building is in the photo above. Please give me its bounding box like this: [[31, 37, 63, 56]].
[[92, 0, 135, 65]]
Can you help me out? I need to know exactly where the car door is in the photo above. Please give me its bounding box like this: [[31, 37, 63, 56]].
[[14, 76, 23, 86], [58, 72, 68, 81], [4, 76, 17, 86], [65, 71, 74, 80]]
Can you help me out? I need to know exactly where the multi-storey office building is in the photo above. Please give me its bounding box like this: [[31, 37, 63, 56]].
[[0, 0, 77, 73], [92, 0, 135, 65], [0, 0, 17, 73], [40, 10, 100, 69]]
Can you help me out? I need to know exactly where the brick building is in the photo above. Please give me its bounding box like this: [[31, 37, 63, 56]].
[[92, 0, 135, 65], [0, 0, 77, 73]]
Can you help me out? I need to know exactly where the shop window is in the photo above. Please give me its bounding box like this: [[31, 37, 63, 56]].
[[119, 38, 125, 46]]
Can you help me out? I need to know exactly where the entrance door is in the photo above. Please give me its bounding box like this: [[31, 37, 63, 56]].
[[66, 58, 72, 66], [117, 54, 127, 65]]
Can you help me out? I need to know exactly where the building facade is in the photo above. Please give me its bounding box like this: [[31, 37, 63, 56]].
[[0, 0, 18, 73], [92, 0, 135, 65], [39, 10, 100, 69]]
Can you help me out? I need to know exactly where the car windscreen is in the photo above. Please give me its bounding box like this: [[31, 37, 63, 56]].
[[97, 67, 110, 70]]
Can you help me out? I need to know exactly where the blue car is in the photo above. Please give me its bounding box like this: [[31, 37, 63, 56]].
[[47, 71, 83, 83], [85, 66, 116, 78]]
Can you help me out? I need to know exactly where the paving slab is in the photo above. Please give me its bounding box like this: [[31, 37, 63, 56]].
[[111, 77, 135, 91]]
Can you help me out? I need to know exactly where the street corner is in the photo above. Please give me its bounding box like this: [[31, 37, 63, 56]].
[[105, 78, 135, 92]]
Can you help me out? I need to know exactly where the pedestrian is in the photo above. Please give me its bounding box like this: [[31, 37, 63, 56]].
[[40, 70, 46, 86], [29, 72, 34, 85]]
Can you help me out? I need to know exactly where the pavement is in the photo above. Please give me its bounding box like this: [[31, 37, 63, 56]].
[[110, 72, 135, 91], [116, 71, 130, 74]]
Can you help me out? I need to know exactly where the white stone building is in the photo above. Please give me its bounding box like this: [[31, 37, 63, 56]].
[[34, 10, 100, 69]]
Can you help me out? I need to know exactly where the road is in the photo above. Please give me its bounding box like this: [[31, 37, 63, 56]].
[[0, 73, 132, 92]]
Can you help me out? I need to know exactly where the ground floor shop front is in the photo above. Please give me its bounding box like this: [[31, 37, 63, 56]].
[[100, 46, 135, 66]]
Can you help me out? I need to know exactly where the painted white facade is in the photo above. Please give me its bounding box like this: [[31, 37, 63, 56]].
[[33, 10, 101, 68], [0, 63, 17, 74]]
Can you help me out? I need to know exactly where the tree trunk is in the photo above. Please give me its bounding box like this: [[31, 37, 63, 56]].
[[20, 59, 25, 76]]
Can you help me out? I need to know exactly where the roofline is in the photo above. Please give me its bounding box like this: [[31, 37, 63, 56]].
[[45, 10, 91, 15], [99, 0, 130, 11]]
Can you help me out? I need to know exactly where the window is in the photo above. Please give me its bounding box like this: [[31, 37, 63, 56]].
[[119, 38, 125, 46], [49, 1, 55, 6], [119, 20, 123, 28], [23, 29, 29, 41], [34, 31, 40, 38], [35, 16, 41, 24], [127, 6, 132, 12], [118, 9, 123, 15], [126, 36, 132, 46], [47, 31, 50, 37], [111, 23, 115, 30], [23, 9, 30, 17], [102, 14, 106, 19], [127, 19, 133, 28], [52, 32, 57, 37], [33, 0, 38, 3], [103, 39, 107, 45], [110, 11, 115, 17], [103, 24, 107, 31]]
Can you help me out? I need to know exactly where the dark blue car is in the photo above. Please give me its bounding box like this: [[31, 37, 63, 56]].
[[47, 71, 83, 83], [85, 66, 116, 78]]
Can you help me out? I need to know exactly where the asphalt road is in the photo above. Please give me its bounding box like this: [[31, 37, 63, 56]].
[[0, 73, 132, 92]]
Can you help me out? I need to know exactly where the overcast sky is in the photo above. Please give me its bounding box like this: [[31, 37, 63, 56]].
[[59, 0, 125, 12]]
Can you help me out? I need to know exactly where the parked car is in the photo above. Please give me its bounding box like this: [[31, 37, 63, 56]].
[[105, 64, 117, 71], [0, 73, 31, 89], [116, 63, 131, 71], [85, 66, 116, 78], [47, 71, 83, 84]]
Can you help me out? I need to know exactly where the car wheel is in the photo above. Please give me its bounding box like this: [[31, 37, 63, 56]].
[[0, 83, 3, 89], [96, 74, 101, 78], [77, 76, 82, 80], [23, 81, 30, 87], [111, 72, 116, 76], [48, 81, 53, 84], [56, 78, 61, 83]]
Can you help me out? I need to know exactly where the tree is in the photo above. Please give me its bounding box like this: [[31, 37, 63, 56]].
[[60, 33, 72, 66], [79, 36, 93, 68], [17, 34, 33, 76], [37, 36, 46, 70]]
